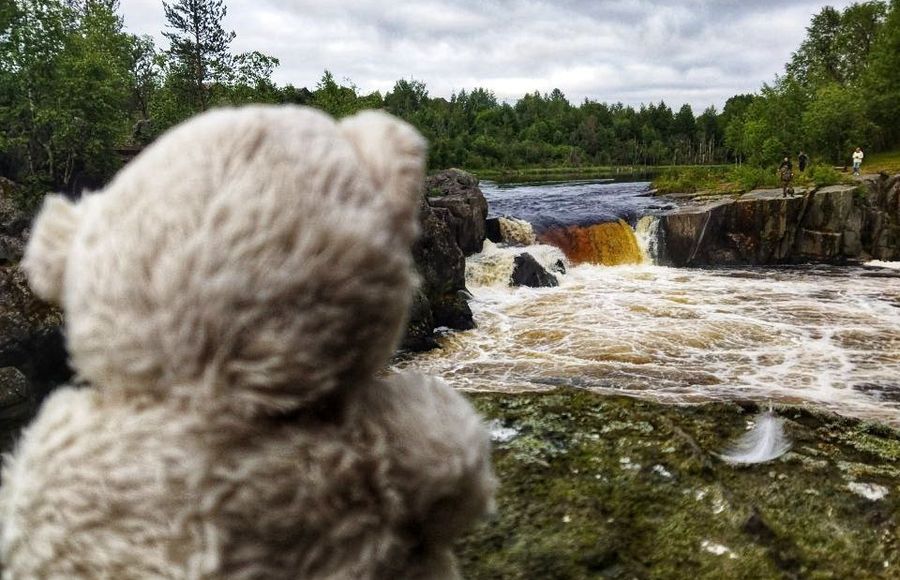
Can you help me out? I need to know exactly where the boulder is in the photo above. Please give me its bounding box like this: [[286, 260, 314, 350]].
[[402, 200, 474, 351], [425, 169, 488, 256], [510, 252, 558, 288]]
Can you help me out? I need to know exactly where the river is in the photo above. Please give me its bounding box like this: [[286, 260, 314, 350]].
[[399, 179, 900, 426]]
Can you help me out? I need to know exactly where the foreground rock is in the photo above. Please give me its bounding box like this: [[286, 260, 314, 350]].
[[660, 175, 900, 265], [404, 171, 487, 351], [458, 390, 899, 579]]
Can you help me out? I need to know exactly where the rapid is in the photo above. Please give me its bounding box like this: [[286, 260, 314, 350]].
[[400, 179, 900, 426]]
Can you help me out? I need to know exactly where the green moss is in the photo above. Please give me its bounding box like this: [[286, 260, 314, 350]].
[[458, 390, 900, 579]]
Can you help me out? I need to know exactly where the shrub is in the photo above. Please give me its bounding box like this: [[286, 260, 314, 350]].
[[726, 165, 778, 191], [810, 165, 843, 186]]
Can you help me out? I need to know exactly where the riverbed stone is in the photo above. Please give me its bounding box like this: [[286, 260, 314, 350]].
[[457, 389, 900, 579]]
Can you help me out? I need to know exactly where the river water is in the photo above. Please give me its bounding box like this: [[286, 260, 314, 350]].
[[400, 180, 900, 426]]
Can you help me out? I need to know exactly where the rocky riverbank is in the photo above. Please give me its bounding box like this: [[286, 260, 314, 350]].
[[0, 188, 69, 453], [402, 169, 488, 351], [458, 389, 899, 579], [659, 174, 899, 266]]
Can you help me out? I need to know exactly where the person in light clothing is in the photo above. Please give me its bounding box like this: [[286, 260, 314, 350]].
[[852, 147, 864, 175]]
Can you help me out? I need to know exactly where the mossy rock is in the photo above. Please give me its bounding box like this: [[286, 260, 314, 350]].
[[457, 390, 899, 579]]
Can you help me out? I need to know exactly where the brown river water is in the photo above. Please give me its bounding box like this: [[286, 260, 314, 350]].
[[398, 180, 900, 426]]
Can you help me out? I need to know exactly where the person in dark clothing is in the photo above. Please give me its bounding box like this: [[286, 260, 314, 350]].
[[798, 151, 809, 172], [778, 156, 793, 197]]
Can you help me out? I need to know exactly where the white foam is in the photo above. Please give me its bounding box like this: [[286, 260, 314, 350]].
[[865, 261, 900, 270], [465, 240, 566, 288], [399, 263, 900, 425]]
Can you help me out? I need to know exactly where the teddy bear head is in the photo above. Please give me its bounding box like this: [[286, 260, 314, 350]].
[[22, 106, 426, 416]]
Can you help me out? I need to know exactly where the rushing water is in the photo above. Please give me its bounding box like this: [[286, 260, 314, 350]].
[[401, 180, 900, 425], [481, 179, 674, 230]]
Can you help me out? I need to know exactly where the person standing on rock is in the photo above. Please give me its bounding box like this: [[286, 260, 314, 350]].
[[852, 147, 864, 176], [798, 151, 809, 173], [778, 156, 793, 197]]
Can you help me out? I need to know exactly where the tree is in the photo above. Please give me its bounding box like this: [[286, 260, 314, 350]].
[[802, 84, 870, 163], [0, 0, 131, 199], [162, 0, 235, 112], [862, 0, 900, 147], [789, 6, 844, 85], [384, 78, 428, 119], [127, 34, 162, 141], [311, 70, 366, 118]]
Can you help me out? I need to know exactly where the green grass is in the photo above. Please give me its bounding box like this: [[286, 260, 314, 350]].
[[864, 149, 900, 174], [652, 162, 852, 196], [470, 164, 728, 184]]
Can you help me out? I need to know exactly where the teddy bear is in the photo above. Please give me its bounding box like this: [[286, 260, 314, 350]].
[[0, 106, 495, 579]]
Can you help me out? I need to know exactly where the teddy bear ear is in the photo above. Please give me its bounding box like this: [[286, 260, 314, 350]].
[[339, 110, 427, 209], [22, 194, 82, 305]]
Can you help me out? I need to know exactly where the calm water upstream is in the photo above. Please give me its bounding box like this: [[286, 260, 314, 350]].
[[400, 180, 900, 425]]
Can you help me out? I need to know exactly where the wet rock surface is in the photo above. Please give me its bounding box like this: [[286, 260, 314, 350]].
[[458, 389, 899, 579], [424, 169, 489, 256], [404, 171, 487, 351], [510, 252, 559, 288], [659, 175, 900, 266]]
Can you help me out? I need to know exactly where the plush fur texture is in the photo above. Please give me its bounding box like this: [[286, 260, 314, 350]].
[[1, 106, 495, 579]]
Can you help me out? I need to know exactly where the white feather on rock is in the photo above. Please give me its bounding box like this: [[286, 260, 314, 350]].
[[718, 411, 792, 465]]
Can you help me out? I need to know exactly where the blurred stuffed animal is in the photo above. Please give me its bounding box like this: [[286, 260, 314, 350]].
[[0, 106, 494, 579]]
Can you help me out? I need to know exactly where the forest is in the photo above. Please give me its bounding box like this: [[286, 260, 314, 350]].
[[1, 0, 899, 204]]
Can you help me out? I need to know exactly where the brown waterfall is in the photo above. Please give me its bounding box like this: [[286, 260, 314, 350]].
[[539, 219, 643, 266]]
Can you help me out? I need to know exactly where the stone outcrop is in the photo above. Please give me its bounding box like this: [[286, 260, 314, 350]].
[[510, 253, 559, 288], [402, 169, 489, 351], [0, 191, 70, 452], [659, 176, 900, 266], [424, 169, 488, 256], [0, 266, 71, 451]]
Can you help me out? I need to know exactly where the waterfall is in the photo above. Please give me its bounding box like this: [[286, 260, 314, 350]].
[[497, 217, 536, 246], [466, 240, 566, 287], [538, 219, 644, 266], [635, 216, 663, 264]]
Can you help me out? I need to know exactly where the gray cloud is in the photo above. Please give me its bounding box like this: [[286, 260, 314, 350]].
[[121, 0, 855, 111]]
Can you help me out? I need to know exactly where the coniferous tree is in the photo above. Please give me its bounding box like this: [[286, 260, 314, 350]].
[[162, 0, 235, 112]]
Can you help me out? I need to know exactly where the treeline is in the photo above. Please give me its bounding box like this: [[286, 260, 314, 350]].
[[1, 0, 899, 203], [724, 0, 900, 166]]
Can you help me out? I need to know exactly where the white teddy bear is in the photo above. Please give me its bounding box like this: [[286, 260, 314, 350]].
[[0, 106, 494, 579]]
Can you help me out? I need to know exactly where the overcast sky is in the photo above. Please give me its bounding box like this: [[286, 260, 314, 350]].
[[120, 0, 855, 112]]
